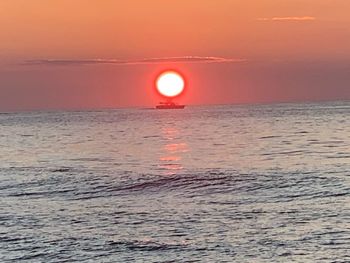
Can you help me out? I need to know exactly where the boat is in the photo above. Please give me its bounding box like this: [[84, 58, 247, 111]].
[[156, 102, 185, 109]]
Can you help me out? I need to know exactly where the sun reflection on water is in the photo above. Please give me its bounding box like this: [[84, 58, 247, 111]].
[[158, 126, 189, 175]]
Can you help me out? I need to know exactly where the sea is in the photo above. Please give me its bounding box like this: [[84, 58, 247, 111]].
[[0, 101, 349, 262]]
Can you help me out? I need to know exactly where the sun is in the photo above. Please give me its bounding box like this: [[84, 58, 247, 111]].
[[156, 71, 185, 98]]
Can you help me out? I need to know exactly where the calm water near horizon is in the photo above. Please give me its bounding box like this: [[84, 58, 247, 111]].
[[0, 101, 349, 262]]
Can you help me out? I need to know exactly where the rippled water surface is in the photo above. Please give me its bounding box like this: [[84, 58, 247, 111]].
[[1, 102, 350, 262]]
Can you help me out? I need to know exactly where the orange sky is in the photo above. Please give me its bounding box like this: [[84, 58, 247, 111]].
[[0, 0, 350, 110]]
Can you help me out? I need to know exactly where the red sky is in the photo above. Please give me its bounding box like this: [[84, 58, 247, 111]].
[[0, 0, 350, 111]]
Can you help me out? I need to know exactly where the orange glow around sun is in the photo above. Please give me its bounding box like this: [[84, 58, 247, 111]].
[[156, 71, 185, 98]]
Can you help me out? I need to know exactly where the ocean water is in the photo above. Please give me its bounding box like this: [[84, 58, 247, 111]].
[[0, 101, 349, 262]]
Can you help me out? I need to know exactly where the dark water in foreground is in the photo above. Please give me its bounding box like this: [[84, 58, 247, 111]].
[[0, 102, 350, 262]]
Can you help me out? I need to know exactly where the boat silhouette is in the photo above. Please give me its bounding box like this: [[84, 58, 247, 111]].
[[156, 101, 185, 109]]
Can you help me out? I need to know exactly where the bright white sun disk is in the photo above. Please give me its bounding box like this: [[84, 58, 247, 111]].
[[156, 71, 185, 98]]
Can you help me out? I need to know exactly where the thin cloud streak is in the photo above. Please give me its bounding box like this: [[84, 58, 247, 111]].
[[258, 16, 316, 22], [25, 56, 245, 66]]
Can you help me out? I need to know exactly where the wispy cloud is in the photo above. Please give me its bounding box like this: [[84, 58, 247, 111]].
[[25, 56, 245, 66], [258, 16, 316, 22]]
